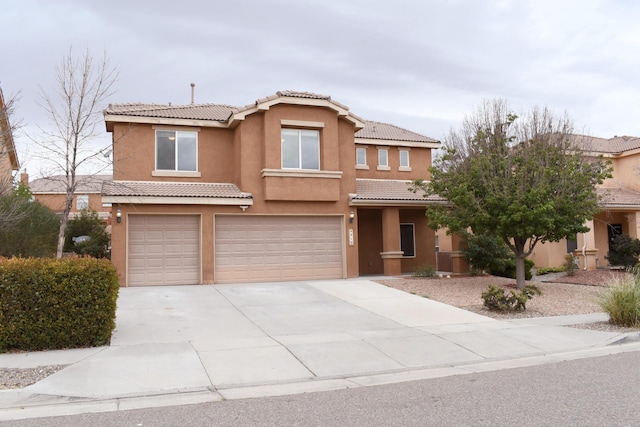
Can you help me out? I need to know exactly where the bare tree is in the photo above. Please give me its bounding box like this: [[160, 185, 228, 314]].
[[35, 47, 118, 258]]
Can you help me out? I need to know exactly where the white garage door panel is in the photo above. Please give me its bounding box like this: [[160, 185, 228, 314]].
[[215, 216, 344, 283], [128, 215, 200, 286]]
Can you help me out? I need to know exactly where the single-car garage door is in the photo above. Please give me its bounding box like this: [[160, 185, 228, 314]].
[[215, 216, 344, 283], [128, 215, 200, 286]]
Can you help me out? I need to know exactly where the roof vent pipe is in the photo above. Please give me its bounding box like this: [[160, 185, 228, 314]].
[[191, 83, 195, 104]]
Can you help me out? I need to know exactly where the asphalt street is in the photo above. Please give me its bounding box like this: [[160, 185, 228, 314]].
[[5, 350, 640, 427]]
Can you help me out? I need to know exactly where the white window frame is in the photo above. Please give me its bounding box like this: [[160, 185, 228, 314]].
[[356, 147, 368, 169], [400, 223, 416, 258], [155, 130, 198, 172], [399, 148, 411, 171], [377, 147, 390, 171], [76, 195, 89, 210], [281, 128, 320, 170]]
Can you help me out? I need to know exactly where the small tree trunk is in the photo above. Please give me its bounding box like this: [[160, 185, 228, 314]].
[[515, 253, 526, 289], [56, 192, 73, 259]]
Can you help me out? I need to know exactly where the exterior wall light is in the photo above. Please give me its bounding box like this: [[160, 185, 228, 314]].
[[349, 211, 355, 223], [116, 208, 122, 223], [240, 205, 249, 212]]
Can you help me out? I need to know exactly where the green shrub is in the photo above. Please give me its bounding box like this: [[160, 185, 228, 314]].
[[536, 266, 566, 275], [0, 257, 119, 352], [414, 264, 435, 278], [64, 210, 111, 259], [463, 234, 512, 275], [598, 275, 640, 327], [607, 235, 640, 268], [490, 258, 534, 281], [481, 284, 542, 312]]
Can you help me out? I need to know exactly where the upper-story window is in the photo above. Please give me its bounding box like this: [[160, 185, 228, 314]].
[[356, 147, 367, 167], [399, 149, 410, 169], [282, 129, 320, 170], [377, 148, 389, 170], [156, 130, 197, 171], [76, 195, 89, 210]]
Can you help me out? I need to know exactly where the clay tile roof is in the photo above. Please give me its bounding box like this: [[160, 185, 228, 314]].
[[102, 180, 252, 199], [598, 187, 640, 207], [276, 90, 332, 100], [353, 179, 446, 203], [356, 121, 439, 143], [29, 174, 112, 194], [105, 103, 234, 121], [572, 134, 640, 154]]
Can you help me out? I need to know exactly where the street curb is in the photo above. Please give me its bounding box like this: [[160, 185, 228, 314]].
[[2, 341, 640, 422]]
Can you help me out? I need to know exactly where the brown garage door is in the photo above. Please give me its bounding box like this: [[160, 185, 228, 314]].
[[128, 215, 200, 286], [215, 216, 344, 283]]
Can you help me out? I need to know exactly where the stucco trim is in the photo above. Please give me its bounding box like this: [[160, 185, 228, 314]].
[[152, 170, 202, 178], [356, 137, 441, 149], [380, 251, 404, 259], [280, 119, 325, 128], [102, 195, 254, 206], [261, 169, 343, 179]]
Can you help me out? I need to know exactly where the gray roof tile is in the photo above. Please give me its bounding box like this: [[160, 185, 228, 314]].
[[598, 187, 640, 207], [356, 121, 439, 143], [105, 92, 438, 143], [29, 174, 112, 194], [354, 179, 446, 203], [105, 103, 234, 121], [102, 180, 252, 199], [573, 134, 640, 154]]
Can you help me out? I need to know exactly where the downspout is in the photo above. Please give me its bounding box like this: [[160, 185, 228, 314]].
[[582, 233, 587, 270]]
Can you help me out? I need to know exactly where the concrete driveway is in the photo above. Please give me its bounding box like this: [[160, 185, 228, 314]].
[[1, 279, 635, 419]]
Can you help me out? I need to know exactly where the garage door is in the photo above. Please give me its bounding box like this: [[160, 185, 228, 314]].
[[128, 215, 200, 286], [215, 216, 344, 283]]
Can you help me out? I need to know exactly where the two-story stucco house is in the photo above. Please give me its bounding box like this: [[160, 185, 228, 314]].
[[0, 86, 19, 188], [27, 174, 113, 224], [530, 135, 640, 270], [103, 91, 447, 286]]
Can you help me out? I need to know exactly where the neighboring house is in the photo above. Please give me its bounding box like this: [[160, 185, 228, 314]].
[[0, 86, 19, 188], [531, 135, 640, 270], [28, 174, 113, 223], [102, 90, 449, 286]]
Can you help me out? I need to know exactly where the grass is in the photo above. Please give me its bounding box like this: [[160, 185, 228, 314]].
[[598, 275, 640, 327]]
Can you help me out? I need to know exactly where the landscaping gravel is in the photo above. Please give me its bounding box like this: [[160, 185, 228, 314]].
[[377, 269, 639, 329], [0, 365, 67, 390]]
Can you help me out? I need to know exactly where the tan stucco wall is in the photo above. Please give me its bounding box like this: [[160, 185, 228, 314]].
[[602, 154, 640, 191], [355, 143, 432, 181], [112, 123, 235, 183], [530, 240, 568, 269], [0, 152, 13, 187], [399, 208, 436, 273]]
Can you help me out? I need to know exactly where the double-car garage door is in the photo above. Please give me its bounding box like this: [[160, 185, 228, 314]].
[[215, 216, 344, 283], [127, 215, 344, 286]]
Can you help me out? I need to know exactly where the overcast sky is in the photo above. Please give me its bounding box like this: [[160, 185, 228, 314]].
[[3, 0, 640, 176]]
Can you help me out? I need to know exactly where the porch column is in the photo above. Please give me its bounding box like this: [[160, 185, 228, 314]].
[[629, 212, 640, 239], [576, 219, 598, 270], [380, 207, 403, 276]]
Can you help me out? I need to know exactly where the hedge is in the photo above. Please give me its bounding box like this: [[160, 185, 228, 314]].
[[0, 257, 119, 352]]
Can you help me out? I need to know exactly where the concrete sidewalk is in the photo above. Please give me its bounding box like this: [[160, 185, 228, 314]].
[[2, 279, 640, 421]]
